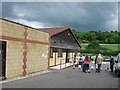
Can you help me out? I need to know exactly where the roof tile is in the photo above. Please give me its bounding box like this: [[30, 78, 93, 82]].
[[40, 26, 70, 36]]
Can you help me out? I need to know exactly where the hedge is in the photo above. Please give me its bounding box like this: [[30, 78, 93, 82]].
[[81, 49, 118, 56]]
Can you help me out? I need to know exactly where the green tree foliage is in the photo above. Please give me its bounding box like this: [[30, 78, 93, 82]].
[[72, 30, 120, 44], [81, 41, 118, 56], [87, 41, 100, 50]]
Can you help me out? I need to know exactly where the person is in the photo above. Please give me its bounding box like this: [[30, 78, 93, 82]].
[[73, 54, 77, 69], [109, 55, 114, 72], [74, 53, 80, 68], [96, 54, 103, 73], [117, 52, 120, 63], [83, 55, 90, 73], [89, 55, 92, 61], [78, 54, 84, 70], [95, 54, 98, 71]]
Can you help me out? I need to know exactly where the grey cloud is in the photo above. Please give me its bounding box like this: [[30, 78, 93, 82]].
[[2, 0, 120, 2], [2, 2, 118, 32], [2, 3, 17, 19]]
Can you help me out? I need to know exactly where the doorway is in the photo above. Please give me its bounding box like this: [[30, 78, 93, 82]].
[[66, 50, 70, 63], [0, 41, 6, 80]]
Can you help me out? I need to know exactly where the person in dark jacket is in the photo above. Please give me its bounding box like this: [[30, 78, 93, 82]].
[[110, 55, 114, 72], [95, 54, 98, 72]]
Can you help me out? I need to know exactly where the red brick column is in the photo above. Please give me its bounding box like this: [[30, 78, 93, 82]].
[[48, 35, 51, 70], [22, 26, 28, 76]]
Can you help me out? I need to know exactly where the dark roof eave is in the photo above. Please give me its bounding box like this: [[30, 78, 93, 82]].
[[50, 46, 81, 51]]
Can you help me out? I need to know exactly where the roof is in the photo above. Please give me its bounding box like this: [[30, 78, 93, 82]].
[[40, 26, 70, 36], [40, 26, 81, 48]]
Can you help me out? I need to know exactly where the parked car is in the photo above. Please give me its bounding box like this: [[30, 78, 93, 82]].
[[114, 60, 120, 77], [103, 56, 111, 62]]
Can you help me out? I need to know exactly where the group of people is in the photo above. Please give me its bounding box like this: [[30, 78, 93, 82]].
[[72, 53, 115, 73], [73, 53, 91, 73]]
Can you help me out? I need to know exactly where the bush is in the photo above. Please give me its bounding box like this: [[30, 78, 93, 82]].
[[81, 49, 100, 54], [81, 41, 118, 56], [100, 46, 108, 50], [87, 41, 101, 50], [102, 50, 118, 56]]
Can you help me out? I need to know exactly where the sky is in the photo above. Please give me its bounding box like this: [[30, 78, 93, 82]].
[[1, 1, 118, 32]]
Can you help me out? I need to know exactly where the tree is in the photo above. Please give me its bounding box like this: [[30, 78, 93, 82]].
[[87, 41, 100, 50], [72, 29, 119, 44]]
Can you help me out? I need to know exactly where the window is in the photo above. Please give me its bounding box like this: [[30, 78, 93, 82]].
[[50, 48, 53, 58], [53, 40, 56, 43], [58, 49, 62, 57]]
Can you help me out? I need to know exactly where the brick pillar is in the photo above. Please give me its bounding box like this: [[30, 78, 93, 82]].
[[48, 36, 51, 70], [22, 26, 28, 76]]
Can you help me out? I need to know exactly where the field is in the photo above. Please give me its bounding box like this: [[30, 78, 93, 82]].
[[81, 43, 118, 60], [100, 44, 118, 51], [81, 43, 118, 51]]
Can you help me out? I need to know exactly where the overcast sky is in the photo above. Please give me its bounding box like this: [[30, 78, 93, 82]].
[[2, 2, 118, 32]]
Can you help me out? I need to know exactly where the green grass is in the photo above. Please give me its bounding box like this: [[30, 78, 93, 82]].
[[100, 44, 118, 51], [81, 43, 88, 50], [81, 43, 118, 51]]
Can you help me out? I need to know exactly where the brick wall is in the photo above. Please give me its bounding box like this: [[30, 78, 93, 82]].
[[27, 43, 48, 74], [6, 41, 23, 78], [0, 19, 50, 79], [2, 20, 25, 39]]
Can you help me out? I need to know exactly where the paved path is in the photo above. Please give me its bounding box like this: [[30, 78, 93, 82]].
[[2, 64, 119, 88]]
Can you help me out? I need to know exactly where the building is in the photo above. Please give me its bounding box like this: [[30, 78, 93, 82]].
[[0, 18, 50, 80], [41, 27, 81, 66]]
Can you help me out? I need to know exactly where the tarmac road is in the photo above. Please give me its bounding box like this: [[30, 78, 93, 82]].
[[2, 63, 119, 88]]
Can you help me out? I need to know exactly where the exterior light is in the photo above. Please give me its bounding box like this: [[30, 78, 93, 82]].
[[68, 33, 70, 36]]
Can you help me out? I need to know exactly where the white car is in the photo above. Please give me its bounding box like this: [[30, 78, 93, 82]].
[[114, 61, 120, 77]]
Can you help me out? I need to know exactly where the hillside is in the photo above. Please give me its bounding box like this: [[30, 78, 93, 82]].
[[72, 30, 120, 44]]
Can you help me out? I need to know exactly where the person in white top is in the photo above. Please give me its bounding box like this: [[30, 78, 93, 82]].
[[76, 54, 81, 61], [117, 52, 120, 63]]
